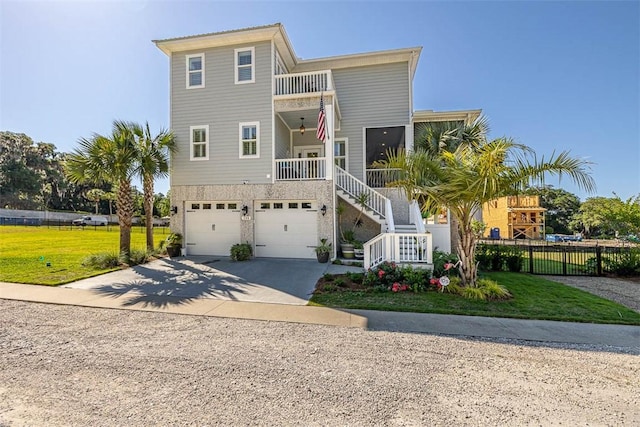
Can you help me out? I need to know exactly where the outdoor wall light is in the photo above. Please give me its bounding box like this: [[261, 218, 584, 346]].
[[171, 206, 178, 215], [299, 117, 305, 135], [242, 205, 249, 216], [320, 204, 327, 216]]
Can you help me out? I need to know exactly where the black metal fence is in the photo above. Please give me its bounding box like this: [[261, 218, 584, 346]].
[[477, 240, 639, 276]]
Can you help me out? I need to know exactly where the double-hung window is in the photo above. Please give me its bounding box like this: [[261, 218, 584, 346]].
[[186, 54, 204, 88], [190, 125, 209, 160], [334, 138, 347, 169], [239, 122, 259, 158], [234, 47, 255, 84]]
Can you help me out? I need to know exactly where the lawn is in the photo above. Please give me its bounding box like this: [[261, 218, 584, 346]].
[[309, 272, 640, 325], [0, 225, 169, 285]]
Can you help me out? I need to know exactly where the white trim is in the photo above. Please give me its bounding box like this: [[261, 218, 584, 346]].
[[186, 53, 205, 89], [234, 46, 255, 84], [271, 40, 276, 183], [190, 125, 209, 161], [239, 121, 260, 158]]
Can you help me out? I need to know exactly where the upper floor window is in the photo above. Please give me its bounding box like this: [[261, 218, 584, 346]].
[[235, 47, 255, 84], [190, 125, 209, 161], [239, 122, 259, 158], [186, 54, 204, 88]]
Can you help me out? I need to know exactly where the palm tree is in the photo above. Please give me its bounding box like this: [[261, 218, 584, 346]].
[[131, 122, 176, 252], [379, 119, 595, 287], [66, 120, 138, 261], [85, 188, 105, 214]]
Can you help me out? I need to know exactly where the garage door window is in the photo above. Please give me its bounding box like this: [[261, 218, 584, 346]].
[[288, 202, 298, 209], [191, 203, 200, 209], [216, 203, 225, 209], [203, 203, 211, 209], [228, 203, 237, 209], [302, 202, 312, 209], [274, 203, 283, 209], [261, 203, 270, 209]]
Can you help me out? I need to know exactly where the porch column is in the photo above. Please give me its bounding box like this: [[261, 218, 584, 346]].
[[405, 123, 414, 153], [325, 102, 334, 180]]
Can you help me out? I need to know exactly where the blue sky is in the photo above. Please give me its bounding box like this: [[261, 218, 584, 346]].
[[1, 0, 638, 201]]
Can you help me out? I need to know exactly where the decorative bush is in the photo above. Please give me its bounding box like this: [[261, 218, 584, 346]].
[[432, 250, 459, 278], [82, 252, 120, 269], [504, 247, 524, 272], [604, 248, 640, 276], [363, 262, 431, 292], [230, 243, 252, 261]]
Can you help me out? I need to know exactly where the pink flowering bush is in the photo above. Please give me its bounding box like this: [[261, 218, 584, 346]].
[[363, 262, 431, 292]]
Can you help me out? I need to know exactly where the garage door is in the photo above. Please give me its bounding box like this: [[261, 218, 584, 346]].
[[255, 201, 318, 259], [185, 201, 241, 256]]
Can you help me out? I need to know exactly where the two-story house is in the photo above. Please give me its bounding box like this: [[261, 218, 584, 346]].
[[154, 23, 479, 268]]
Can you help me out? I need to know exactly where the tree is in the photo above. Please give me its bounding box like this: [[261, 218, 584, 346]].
[[379, 116, 595, 287], [85, 188, 105, 214], [524, 186, 581, 234], [131, 122, 176, 251], [571, 194, 640, 238], [66, 121, 138, 261]]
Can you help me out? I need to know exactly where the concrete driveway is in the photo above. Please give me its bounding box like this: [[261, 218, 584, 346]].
[[63, 256, 360, 305]]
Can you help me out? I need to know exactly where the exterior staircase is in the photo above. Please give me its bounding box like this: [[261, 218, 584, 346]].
[[334, 166, 432, 269]]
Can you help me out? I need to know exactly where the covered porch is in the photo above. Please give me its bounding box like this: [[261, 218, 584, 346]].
[[273, 70, 340, 182]]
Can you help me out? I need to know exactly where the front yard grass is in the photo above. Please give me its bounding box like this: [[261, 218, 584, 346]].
[[309, 272, 640, 325], [0, 225, 169, 285]]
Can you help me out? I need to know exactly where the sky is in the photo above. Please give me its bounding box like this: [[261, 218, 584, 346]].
[[1, 0, 639, 201]]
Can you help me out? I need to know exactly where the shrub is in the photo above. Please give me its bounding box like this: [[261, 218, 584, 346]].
[[363, 261, 402, 290], [401, 265, 431, 292], [504, 247, 524, 272], [345, 272, 364, 283], [230, 243, 252, 261], [604, 248, 640, 276], [477, 278, 512, 300], [459, 286, 487, 300], [82, 252, 120, 269], [476, 244, 509, 271], [432, 250, 459, 278], [128, 249, 150, 266]]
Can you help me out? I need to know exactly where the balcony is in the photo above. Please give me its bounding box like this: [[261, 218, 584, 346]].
[[274, 70, 335, 96], [275, 158, 327, 181], [506, 195, 541, 208]]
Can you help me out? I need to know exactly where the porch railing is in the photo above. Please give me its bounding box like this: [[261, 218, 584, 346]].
[[364, 232, 433, 270], [275, 158, 326, 181], [335, 165, 387, 218], [274, 70, 334, 96], [365, 168, 403, 188]]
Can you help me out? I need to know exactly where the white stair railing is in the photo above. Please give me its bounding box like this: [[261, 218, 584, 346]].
[[335, 165, 388, 218], [409, 200, 426, 234], [364, 232, 432, 270]]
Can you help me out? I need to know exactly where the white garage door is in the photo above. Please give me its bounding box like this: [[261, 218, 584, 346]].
[[255, 201, 318, 259], [185, 201, 241, 256]]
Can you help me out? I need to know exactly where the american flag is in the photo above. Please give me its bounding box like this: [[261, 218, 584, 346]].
[[316, 94, 326, 142]]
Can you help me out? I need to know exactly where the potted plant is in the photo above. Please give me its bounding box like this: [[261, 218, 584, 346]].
[[164, 232, 183, 258], [314, 238, 332, 263], [353, 240, 364, 259], [340, 230, 356, 259]]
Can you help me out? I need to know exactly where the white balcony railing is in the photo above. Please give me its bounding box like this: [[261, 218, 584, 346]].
[[274, 70, 334, 96], [275, 158, 326, 181]]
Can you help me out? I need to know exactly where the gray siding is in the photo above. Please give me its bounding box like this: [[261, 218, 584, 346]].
[[170, 41, 273, 186], [333, 62, 410, 181], [274, 114, 289, 158]]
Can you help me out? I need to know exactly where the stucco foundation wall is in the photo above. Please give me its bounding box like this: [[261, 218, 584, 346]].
[[170, 181, 335, 248]]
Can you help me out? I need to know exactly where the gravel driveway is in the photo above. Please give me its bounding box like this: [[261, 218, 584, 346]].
[[1, 299, 638, 426]]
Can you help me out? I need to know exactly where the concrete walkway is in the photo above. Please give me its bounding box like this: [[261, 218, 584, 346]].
[[1, 280, 639, 350]]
